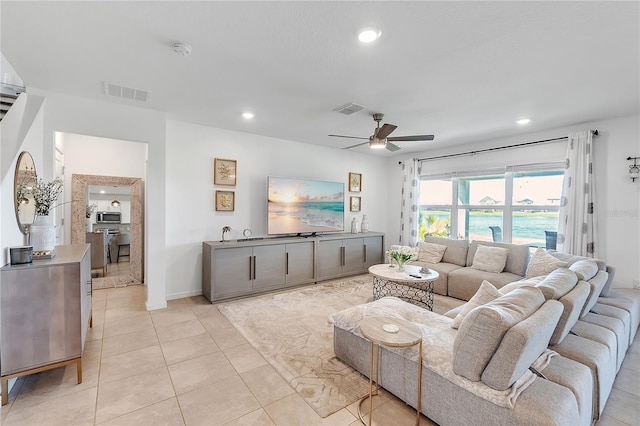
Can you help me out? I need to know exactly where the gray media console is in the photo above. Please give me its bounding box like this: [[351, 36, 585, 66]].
[[202, 232, 384, 302]]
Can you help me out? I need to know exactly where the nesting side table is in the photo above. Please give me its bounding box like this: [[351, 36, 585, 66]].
[[358, 316, 423, 426]]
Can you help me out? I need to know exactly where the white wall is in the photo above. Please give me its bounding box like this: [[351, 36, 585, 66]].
[[28, 89, 168, 310], [61, 132, 146, 237], [390, 114, 640, 289], [165, 120, 390, 299], [0, 95, 45, 265]]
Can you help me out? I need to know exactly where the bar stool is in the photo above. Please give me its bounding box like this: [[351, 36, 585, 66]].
[[116, 233, 130, 262]]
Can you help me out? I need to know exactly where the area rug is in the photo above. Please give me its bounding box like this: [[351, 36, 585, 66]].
[[92, 274, 140, 290], [217, 275, 462, 418]]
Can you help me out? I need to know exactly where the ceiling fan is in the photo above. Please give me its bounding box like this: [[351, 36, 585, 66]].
[[329, 113, 434, 152]]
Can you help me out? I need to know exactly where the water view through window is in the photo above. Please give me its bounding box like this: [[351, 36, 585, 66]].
[[420, 170, 563, 245]]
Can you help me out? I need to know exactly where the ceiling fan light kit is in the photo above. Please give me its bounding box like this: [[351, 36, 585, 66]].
[[370, 139, 386, 149], [330, 113, 434, 152]]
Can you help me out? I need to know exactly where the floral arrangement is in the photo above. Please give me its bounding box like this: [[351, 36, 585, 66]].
[[387, 246, 418, 265], [31, 177, 64, 216], [86, 203, 97, 219]]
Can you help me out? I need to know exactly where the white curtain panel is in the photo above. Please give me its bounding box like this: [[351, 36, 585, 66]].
[[557, 131, 598, 257], [399, 158, 421, 246]]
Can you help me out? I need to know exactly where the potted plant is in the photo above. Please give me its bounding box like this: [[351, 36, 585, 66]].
[[29, 177, 64, 254]]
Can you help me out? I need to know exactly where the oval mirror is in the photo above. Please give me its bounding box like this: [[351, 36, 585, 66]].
[[14, 151, 37, 235]]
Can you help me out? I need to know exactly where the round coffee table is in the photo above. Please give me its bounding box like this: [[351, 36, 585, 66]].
[[368, 264, 439, 311], [358, 316, 423, 426]]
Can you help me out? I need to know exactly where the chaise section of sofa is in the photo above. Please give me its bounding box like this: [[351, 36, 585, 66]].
[[328, 293, 595, 425]]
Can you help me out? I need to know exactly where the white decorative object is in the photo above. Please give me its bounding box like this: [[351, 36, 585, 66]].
[[361, 214, 369, 233], [29, 214, 56, 252], [351, 217, 358, 233], [383, 324, 400, 333]]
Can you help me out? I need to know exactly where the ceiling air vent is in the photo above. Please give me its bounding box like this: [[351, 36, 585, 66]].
[[103, 82, 148, 102], [332, 102, 364, 115]]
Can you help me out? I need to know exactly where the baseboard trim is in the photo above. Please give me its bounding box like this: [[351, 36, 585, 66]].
[[145, 300, 167, 311], [166, 289, 203, 301]]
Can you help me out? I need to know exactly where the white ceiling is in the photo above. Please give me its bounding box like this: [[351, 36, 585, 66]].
[[1, 1, 638, 155]]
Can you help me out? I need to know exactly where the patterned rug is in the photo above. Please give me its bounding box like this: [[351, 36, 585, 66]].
[[217, 275, 462, 418], [92, 274, 140, 290]]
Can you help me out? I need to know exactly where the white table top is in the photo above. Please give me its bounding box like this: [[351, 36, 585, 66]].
[[368, 263, 439, 283], [359, 316, 422, 347]]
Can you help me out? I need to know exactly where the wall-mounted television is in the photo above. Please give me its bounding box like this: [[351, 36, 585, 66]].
[[267, 176, 344, 235]]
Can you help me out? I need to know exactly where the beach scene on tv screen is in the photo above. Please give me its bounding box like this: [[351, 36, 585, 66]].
[[268, 177, 344, 234]]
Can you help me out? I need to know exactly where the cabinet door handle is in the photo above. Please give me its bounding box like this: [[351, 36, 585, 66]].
[[253, 255, 257, 280], [286, 252, 289, 275], [249, 256, 253, 280], [363, 244, 367, 263], [341, 246, 345, 266]]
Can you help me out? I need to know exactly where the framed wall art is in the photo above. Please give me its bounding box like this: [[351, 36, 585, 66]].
[[350, 196, 361, 212], [349, 172, 362, 192], [214, 158, 237, 186], [215, 190, 235, 211]]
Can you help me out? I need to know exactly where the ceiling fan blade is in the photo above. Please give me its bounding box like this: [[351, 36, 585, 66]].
[[387, 134, 435, 142], [385, 142, 401, 152], [328, 134, 369, 140], [342, 141, 370, 150], [375, 124, 397, 140]]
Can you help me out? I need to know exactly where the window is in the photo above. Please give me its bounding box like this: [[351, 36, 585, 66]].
[[419, 179, 452, 240], [419, 165, 564, 246], [511, 171, 563, 247]]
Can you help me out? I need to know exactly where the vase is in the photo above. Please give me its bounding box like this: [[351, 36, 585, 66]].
[[351, 218, 358, 233], [361, 215, 369, 233], [29, 214, 56, 252], [396, 259, 406, 272]]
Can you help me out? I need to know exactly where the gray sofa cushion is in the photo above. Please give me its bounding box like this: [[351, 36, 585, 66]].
[[453, 286, 545, 381], [547, 250, 607, 272], [407, 260, 463, 296], [467, 241, 530, 276], [549, 281, 591, 345], [537, 268, 579, 300], [447, 268, 523, 301], [482, 299, 563, 391], [424, 236, 469, 266], [570, 260, 599, 281], [598, 288, 640, 343], [580, 270, 609, 318]]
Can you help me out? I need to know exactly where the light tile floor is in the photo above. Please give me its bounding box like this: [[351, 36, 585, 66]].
[[0, 284, 638, 425]]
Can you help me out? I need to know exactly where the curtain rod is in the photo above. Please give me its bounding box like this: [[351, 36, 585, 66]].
[[418, 129, 598, 162]]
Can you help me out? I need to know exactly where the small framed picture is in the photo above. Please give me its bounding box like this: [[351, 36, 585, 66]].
[[216, 190, 235, 211], [349, 172, 362, 192], [350, 196, 361, 212], [214, 158, 237, 186]]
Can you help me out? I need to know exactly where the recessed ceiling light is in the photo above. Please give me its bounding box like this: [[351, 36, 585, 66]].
[[242, 112, 254, 120], [516, 118, 531, 125], [358, 28, 382, 43]]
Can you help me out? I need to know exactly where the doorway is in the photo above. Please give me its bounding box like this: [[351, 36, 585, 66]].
[[71, 174, 143, 287]]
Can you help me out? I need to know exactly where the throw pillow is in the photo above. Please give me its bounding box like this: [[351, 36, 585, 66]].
[[416, 242, 448, 263], [471, 245, 509, 274], [451, 280, 502, 329], [569, 259, 599, 281], [525, 248, 568, 279]]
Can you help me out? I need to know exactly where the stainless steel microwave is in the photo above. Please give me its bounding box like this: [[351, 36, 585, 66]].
[[96, 211, 121, 224]]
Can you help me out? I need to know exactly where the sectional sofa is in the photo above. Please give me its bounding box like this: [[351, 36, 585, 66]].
[[328, 239, 640, 425]]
